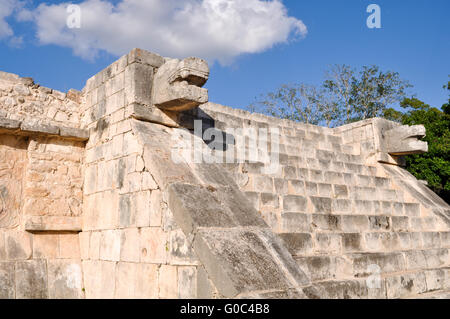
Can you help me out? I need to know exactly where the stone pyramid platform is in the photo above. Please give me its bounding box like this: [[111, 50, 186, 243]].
[[0, 49, 448, 298]]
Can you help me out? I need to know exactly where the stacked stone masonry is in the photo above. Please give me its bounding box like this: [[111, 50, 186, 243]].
[[0, 48, 449, 299]]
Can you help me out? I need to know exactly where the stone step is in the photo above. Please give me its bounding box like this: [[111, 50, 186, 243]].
[[303, 267, 450, 299], [303, 278, 384, 299], [280, 212, 394, 232], [222, 146, 364, 169], [279, 231, 450, 257], [406, 289, 450, 299], [385, 268, 450, 299], [241, 165, 387, 189], [278, 212, 442, 234], [294, 251, 450, 285]]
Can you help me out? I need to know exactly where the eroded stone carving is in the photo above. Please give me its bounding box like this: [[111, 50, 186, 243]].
[[152, 57, 209, 111], [0, 186, 17, 228], [384, 124, 428, 155]]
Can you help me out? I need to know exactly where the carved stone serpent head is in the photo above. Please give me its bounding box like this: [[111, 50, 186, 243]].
[[152, 57, 209, 112]]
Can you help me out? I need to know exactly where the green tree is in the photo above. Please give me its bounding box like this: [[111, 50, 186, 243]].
[[249, 64, 411, 127], [350, 66, 411, 120], [397, 83, 450, 203], [249, 84, 323, 125]]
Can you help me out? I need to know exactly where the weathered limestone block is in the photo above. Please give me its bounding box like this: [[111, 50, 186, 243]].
[[25, 216, 82, 232], [279, 233, 313, 256], [168, 183, 267, 235], [82, 260, 116, 299], [0, 135, 27, 229], [158, 265, 178, 299], [5, 231, 32, 260], [385, 272, 427, 299], [384, 124, 428, 155], [303, 280, 371, 299], [152, 57, 209, 111], [0, 118, 21, 131], [139, 227, 168, 264], [193, 228, 309, 298], [0, 262, 15, 298], [15, 260, 48, 299], [33, 234, 59, 259], [169, 228, 199, 265], [47, 259, 83, 299], [295, 256, 348, 282], [178, 266, 197, 299], [351, 252, 406, 277]]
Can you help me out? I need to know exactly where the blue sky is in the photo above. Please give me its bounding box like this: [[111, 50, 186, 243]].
[[0, 0, 449, 111]]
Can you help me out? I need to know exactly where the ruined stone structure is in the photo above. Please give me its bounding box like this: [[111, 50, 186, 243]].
[[0, 49, 449, 299]]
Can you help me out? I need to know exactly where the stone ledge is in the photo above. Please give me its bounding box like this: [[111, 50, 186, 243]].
[[24, 215, 82, 232], [0, 117, 21, 130], [21, 121, 59, 135], [0, 116, 89, 141]]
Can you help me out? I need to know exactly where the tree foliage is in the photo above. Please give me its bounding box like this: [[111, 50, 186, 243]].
[[248, 64, 411, 127], [394, 82, 450, 203]]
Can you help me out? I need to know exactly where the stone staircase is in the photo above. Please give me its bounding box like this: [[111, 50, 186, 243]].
[[189, 102, 450, 298]]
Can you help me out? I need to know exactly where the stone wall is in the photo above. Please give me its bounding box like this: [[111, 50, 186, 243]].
[[187, 102, 450, 298], [79, 49, 208, 299], [0, 133, 84, 298], [0, 69, 86, 298], [1, 48, 449, 299], [0, 71, 81, 129]]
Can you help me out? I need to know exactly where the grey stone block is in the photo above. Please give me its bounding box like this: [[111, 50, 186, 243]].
[[167, 183, 266, 235], [260, 193, 279, 208], [340, 215, 370, 232], [354, 200, 373, 214], [281, 213, 311, 233], [421, 232, 441, 249], [215, 186, 268, 228], [283, 195, 307, 212], [342, 233, 363, 252], [128, 48, 165, 67], [422, 248, 448, 268], [305, 181, 318, 196], [238, 288, 307, 299], [0, 262, 15, 299], [289, 180, 305, 195], [125, 63, 154, 106], [350, 252, 406, 277], [279, 233, 313, 256], [310, 196, 332, 213], [0, 117, 21, 130], [385, 271, 427, 299], [167, 183, 236, 234], [59, 127, 90, 140], [404, 203, 420, 217], [424, 269, 446, 292], [283, 166, 297, 179], [295, 256, 339, 282], [24, 216, 82, 232], [193, 228, 309, 298], [369, 216, 391, 230], [304, 280, 369, 299], [15, 260, 48, 299], [47, 260, 83, 299], [332, 199, 352, 213], [20, 121, 59, 135], [194, 163, 238, 188], [274, 178, 288, 195], [333, 185, 348, 199], [312, 214, 341, 231]]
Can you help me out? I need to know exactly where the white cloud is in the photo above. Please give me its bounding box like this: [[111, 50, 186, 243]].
[[25, 0, 307, 64], [0, 0, 18, 39]]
